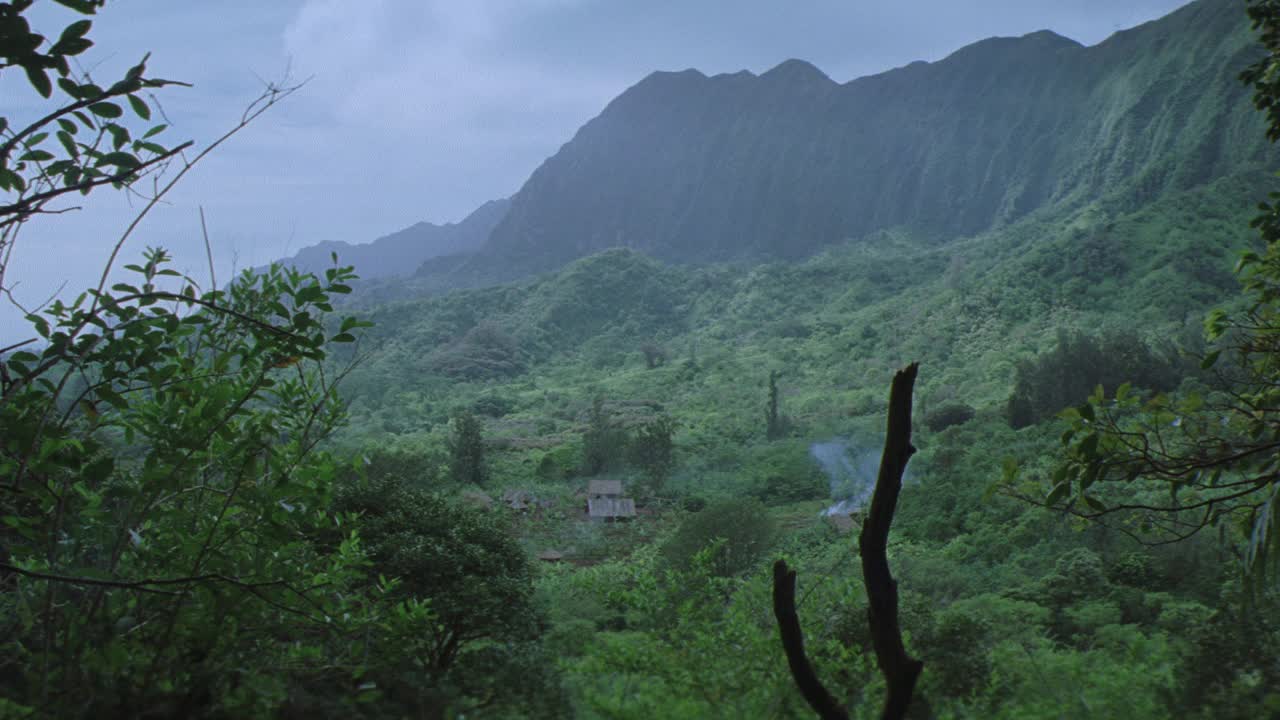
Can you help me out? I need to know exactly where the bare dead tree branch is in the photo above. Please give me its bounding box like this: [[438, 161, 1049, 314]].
[[772, 560, 850, 720], [773, 362, 923, 720], [859, 362, 924, 720]]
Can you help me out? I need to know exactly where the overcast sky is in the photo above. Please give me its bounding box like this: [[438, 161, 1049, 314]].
[[1, 0, 1195, 342]]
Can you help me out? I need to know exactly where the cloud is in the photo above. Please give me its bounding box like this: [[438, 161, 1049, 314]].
[[282, 0, 612, 141]]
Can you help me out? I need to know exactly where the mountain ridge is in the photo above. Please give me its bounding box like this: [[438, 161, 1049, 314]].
[[266, 197, 510, 281], [286, 0, 1269, 295], [444, 0, 1266, 284]]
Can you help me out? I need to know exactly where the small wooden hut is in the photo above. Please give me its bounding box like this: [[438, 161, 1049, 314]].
[[586, 479, 636, 521], [825, 512, 856, 534]]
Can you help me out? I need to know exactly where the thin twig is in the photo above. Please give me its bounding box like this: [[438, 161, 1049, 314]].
[[199, 205, 216, 292]]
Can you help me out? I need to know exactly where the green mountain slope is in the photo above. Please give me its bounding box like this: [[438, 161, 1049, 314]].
[[398, 0, 1267, 289], [337, 166, 1265, 442]]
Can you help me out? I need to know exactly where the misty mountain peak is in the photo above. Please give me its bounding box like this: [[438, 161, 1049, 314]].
[[942, 28, 1083, 66], [1021, 29, 1083, 47], [760, 58, 833, 85]]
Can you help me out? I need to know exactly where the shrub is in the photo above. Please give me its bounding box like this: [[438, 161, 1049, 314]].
[[581, 396, 627, 475], [430, 323, 527, 379], [536, 445, 578, 481], [473, 393, 517, 418], [746, 441, 829, 504], [359, 444, 446, 488], [661, 498, 778, 577], [628, 415, 676, 492], [0, 252, 376, 717], [923, 402, 976, 432], [329, 476, 559, 715], [640, 343, 668, 369], [1007, 329, 1181, 428]]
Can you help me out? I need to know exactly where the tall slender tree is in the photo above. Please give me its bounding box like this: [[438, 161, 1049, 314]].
[[448, 408, 489, 486]]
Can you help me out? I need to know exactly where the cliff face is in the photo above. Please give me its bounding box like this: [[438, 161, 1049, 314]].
[[473, 0, 1269, 271]]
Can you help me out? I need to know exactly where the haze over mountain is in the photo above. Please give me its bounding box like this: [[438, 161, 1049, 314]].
[[279, 0, 1267, 293], [266, 198, 509, 280]]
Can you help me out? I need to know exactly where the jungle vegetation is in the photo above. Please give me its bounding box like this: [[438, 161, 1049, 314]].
[[2, 0, 1280, 718]]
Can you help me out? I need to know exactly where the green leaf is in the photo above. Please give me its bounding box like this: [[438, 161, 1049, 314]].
[[51, 37, 92, 56], [1078, 434, 1100, 461], [98, 152, 140, 169], [1204, 309, 1229, 340], [1046, 482, 1071, 506], [127, 94, 151, 120], [1082, 495, 1107, 513], [1077, 403, 1095, 422], [125, 57, 147, 82], [142, 124, 167, 138], [25, 66, 52, 98], [52, 0, 100, 14], [58, 19, 92, 41], [1051, 464, 1070, 488], [1201, 350, 1221, 370], [62, 80, 105, 100], [88, 102, 123, 119], [296, 286, 324, 304], [56, 131, 78, 160], [106, 124, 129, 151], [1002, 457, 1019, 481], [94, 386, 128, 410], [134, 141, 166, 155], [331, 333, 356, 343], [83, 456, 114, 482], [107, 77, 142, 95]]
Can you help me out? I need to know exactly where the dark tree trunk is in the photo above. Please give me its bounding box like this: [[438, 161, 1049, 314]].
[[858, 362, 924, 719], [772, 560, 850, 720], [772, 362, 924, 720]]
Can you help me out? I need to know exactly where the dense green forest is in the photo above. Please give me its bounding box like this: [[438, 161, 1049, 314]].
[[3, 0, 1280, 718]]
